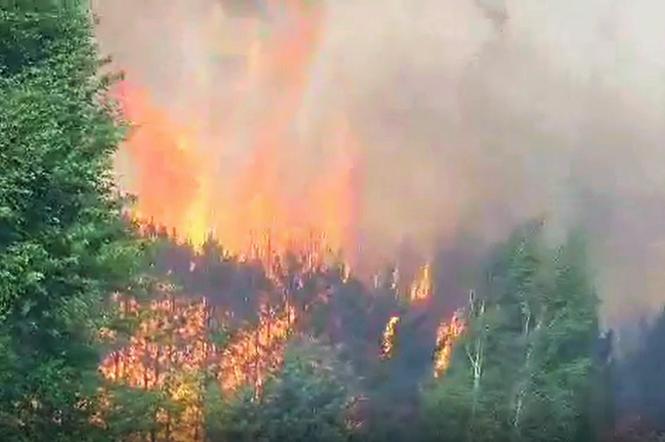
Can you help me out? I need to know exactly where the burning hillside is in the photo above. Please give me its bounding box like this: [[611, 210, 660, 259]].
[[96, 0, 665, 328], [5, 0, 665, 440], [94, 229, 462, 440], [91, 3, 496, 435]]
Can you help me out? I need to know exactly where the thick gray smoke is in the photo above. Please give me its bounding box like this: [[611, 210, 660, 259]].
[[94, 0, 665, 326], [308, 0, 665, 326]]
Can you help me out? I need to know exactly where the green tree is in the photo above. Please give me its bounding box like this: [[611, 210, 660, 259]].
[[206, 337, 356, 442], [0, 1, 142, 439], [422, 222, 601, 442]]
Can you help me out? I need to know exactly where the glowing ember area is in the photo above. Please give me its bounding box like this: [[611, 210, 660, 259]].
[[100, 292, 213, 389], [217, 302, 295, 396], [115, 0, 360, 270], [409, 263, 433, 303], [100, 290, 296, 438], [380, 316, 400, 359], [100, 291, 213, 440], [433, 310, 466, 378]]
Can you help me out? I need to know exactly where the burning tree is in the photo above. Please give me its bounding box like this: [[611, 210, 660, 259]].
[[409, 263, 433, 303], [433, 309, 466, 378], [99, 288, 216, 441], [216, 302, 296, 397], [380, 316, 401, 360], [98, 278, 303, 440]]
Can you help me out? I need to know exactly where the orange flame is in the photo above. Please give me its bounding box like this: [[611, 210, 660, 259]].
[[217, 302, 296, 396], [380, 316, 400, 359], [114, 1, 360, 271], [100, 292, 296, 438], [409, 263, 433, 303], [433, 309, 466, 378], [99, 293, 214, 440]]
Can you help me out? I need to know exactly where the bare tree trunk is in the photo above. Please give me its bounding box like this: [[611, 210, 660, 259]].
[[465, 293, 486, 442]]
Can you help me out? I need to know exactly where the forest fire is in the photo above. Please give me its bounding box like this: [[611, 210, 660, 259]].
[[114, 0, 359, 274], [99, 288, 296, 439], [100, 292, 214, 389], [99, 291, 213, 440], [433, 309, 466, 378], [380, 316, 401, 359], [5, 0, 662, 439], [217, 302, 296, 396], [409, 263, 433, 303], [100, 0, 479, 438]]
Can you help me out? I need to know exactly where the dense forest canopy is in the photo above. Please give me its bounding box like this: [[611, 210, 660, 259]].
[[1, 1, 665, 442]]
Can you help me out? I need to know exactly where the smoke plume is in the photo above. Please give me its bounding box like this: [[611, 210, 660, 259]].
[[94, 0, 665, 326]]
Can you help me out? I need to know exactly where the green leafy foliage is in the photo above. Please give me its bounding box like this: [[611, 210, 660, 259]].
[[206, 338, 356, 442], [422, 222, 601, 442], [0, 1, 143, 440]]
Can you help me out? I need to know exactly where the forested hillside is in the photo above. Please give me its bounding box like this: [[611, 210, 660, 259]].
[[1, 2, 664, 442]]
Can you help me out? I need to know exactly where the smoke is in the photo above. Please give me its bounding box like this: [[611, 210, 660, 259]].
[[94, 0, 665, 326]]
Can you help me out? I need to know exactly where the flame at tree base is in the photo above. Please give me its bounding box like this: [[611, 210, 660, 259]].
[[433, 310, 466, 378], [380, 316, 401, 360]]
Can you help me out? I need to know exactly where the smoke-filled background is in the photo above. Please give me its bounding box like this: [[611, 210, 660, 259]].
[[93, 0, 665, 327]]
